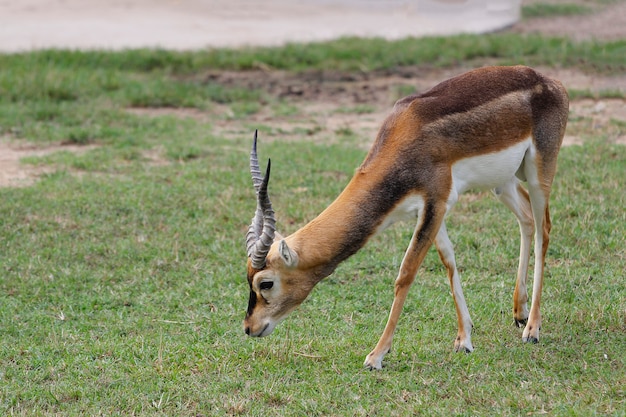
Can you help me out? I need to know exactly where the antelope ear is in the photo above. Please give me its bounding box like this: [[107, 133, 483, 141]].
[[278, 239, 298, 268]]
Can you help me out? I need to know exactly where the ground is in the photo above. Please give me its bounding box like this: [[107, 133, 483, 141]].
[[1, 0, 625, 186], [514, 0, 626, 41]]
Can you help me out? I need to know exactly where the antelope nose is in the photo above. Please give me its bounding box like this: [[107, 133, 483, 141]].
[[245, 326, 251, 335]]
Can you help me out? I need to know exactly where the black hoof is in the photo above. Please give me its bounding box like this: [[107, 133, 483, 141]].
[[515, 318, 528, 328], [523, 336, 539, 344]]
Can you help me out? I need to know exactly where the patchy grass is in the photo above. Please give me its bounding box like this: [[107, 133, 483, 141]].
[[0, 36, 625, 416], [1, 133, 624, 416]]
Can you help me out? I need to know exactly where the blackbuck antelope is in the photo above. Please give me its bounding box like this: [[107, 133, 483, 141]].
[[244, 65, 568, 369]]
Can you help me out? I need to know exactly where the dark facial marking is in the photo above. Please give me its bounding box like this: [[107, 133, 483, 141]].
[[246, 290, 257, 317]]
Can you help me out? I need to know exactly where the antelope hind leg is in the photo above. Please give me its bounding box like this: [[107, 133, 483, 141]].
[[493, 179, 534, 327], [435, 222, 474, 353]]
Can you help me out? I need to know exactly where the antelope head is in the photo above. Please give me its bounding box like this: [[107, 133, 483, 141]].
[[243, 131, 313, 337]]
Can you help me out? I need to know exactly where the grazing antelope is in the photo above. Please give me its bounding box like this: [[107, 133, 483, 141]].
[[244, 65, 568, 369]]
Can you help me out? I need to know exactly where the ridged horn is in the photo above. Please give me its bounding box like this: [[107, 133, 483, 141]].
[[246, 132, 276, 269], [249, 130, 263, 192], [246, 130, 264, 252]]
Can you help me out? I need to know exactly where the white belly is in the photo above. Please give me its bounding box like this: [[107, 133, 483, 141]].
[[451, 138, 531, 194], [374, 139, 531, 233]]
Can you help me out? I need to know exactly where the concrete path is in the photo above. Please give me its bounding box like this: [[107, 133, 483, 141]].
[[0, 0, 520, 52]]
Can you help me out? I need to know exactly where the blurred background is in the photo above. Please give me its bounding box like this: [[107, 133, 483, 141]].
[[3, 0, 524, 51]]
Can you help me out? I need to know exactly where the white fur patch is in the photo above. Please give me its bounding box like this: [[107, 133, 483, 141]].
[[374, 139, 532, 234], [451, 138, 531, 194]]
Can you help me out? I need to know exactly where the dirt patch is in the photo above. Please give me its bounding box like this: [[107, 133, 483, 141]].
[[140, 67, 626, 150], [566, 98, 626, 145], [207, 64, 626, 102], [123, 64, 626, 154], [0, 140, 98, 187]]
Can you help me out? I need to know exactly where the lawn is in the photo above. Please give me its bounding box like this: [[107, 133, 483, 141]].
[[0, 33, 625, 416]]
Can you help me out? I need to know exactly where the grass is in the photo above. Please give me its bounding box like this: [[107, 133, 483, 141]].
[[568, 88, 626, 100], [1, 33, 625, 415], [2, 33, 625, 76], [522, 3, 594, 18]]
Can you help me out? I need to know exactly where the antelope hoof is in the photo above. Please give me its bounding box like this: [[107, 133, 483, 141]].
[[454, 334, 474, 353], [522, 324, 540, 344], [455, 345, 473, 354], [515, 317, 528, 328], [364, 353, 384, 370], [454, 342, 474, 354]]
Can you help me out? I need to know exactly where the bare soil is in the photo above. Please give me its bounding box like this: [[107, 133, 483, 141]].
[[192, 64, 626, 149], [0, 140, 99, 187]]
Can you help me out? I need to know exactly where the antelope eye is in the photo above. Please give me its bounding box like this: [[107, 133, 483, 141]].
[[259, 281, 274, 291]]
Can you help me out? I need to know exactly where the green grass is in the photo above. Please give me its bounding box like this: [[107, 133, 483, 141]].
[[2, 33, 625, 76], [568, 88, 626, 100], [522, 3, 594, 18], [2, 135, 624, 416], [1, 35, 625, 415]]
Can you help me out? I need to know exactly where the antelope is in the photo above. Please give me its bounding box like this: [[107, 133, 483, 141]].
[[244, 65, 568, 370]]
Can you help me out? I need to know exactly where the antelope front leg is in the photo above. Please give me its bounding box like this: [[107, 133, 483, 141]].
[[364, 202, 445, 370], [363, 282, 412, 370]]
